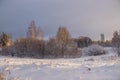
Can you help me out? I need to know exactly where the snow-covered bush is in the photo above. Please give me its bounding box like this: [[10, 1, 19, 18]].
[[82, 44, 106, 56]]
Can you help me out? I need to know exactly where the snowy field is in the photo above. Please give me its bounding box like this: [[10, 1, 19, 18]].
[[0, 48, 120, 80]]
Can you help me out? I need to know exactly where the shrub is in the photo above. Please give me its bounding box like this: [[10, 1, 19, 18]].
[[82, 44, 106, 56]]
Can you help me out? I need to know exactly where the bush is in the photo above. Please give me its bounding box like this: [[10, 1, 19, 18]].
[[82, 44, 106, 56]]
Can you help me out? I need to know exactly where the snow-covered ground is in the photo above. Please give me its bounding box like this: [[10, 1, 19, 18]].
[[0, 47, 120, 80]]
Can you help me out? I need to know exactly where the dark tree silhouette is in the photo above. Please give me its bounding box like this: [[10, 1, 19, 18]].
[[112, 30, 120, 55], [75, 36, 92, 48]]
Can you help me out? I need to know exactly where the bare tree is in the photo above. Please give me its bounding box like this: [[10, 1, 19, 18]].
[[56, 26, 71, 44], [27, 21, 36, 38], [44, 37, 59, 58], [56, 26, 71, 56], [56, 26, 79, 58], [27, 21, 43, 40], [14, 38, 45, 58], [36, 26, 43, 40]]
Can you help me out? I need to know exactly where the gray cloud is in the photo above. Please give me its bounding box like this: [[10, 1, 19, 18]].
[[0, 0, 120, 40]]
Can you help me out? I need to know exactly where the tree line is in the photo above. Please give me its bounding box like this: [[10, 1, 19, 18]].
[[0, 26, 80, 58], [0, 21, 120, 58]]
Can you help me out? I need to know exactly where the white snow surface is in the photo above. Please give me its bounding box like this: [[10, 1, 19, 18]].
[[0, 47, 120, 80]]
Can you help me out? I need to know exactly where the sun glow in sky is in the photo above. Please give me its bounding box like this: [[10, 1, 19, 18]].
[[0, 0, 120, 40]]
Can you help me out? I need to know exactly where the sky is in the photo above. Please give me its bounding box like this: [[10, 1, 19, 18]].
[[0, 0, 120, 40]]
